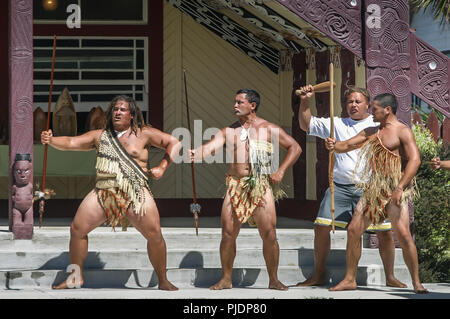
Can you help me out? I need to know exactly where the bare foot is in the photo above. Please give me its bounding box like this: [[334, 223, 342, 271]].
[[295, 274, 326, 287], [269, 280, 288, 291], [209, 279, 233, 290], [386, 277, 407, 288], [329, 279, 357, 291], [413, 283, 429, 294], [52, 277, 84, 290], [159, 280, 179, 291]]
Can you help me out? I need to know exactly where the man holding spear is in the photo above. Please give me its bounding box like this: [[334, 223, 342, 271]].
[[41, 95, 181, 290], [296, 84, 406, 288], [190, 88, 301, 290]]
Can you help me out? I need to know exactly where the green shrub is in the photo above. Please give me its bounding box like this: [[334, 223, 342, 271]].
[[412, 124, 450, 283]]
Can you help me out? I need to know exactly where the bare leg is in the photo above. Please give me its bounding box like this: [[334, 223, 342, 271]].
[[210, 192, 241, 290], [53, 190, 107, 289], [125, 189, 177, 291], [376, 230, 407, 288], [386, 203, 428, 294], [296, 224, 330, 286], [330, 199, 371, 291], [252, 189, 287, 291]]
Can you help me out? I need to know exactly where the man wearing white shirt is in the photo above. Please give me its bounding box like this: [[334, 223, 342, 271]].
[[295, 85, 406, 288]]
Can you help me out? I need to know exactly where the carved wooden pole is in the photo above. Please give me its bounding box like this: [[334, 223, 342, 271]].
[[364, 0, 413, 246], [9, 0, 34, 239]]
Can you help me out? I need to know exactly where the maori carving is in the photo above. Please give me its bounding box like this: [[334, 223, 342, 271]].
[[169, 0, 280, 72], [53, 88, 77, 137], [169, 0, 328, 73], [9, 0, 34, 235], [364, 0, 411, 126], [276, 0, 363, 58], [11, 154, 34, 239], [410, 33, 450, 118], [340, 48, 356, 118], [86, 106, 106, 131]]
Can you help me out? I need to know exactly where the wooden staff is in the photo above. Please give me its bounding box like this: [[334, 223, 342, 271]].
[[328, 63, 335, 233], [39, 35, 57, 228], [183, 69, 200, 236]]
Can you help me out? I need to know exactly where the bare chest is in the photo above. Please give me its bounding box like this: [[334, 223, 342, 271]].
[[378, 129, 401, 154], [118, 135, 148, 161]]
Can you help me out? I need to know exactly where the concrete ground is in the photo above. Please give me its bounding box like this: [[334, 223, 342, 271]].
[[0, 283, 449, 299]]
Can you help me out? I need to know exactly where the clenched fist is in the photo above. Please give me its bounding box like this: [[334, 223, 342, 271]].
[[41, 130, 53, 145]]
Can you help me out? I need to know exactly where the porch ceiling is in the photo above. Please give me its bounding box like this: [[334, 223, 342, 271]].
[[167, 0, 337, 73]]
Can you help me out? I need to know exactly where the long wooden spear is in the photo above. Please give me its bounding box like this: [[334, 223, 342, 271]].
[[328, 62, 335, 233], [39, 34, 57, 228], [183, 69, 200, 236]]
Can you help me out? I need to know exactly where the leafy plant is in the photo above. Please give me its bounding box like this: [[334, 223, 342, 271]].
[[410, 0, 450, 25], [412, 124, 450, 282]]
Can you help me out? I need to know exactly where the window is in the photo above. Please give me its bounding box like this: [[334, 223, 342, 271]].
[[34, 0, 147, 24], [33, 36, 148, 123]]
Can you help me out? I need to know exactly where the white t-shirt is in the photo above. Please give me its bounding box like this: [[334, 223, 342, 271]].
[[308, 115, 379, 184]]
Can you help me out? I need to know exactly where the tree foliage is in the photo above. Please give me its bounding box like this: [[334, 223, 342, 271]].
[[412, 124, 450, 282]]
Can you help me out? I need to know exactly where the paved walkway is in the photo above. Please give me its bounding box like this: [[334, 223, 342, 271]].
[[1, 283, 449, 299]]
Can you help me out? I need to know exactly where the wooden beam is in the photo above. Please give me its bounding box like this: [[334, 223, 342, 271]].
[[240, 3, 313, 49], [214, 6, 290, 51], [264, 1, 336, 46]]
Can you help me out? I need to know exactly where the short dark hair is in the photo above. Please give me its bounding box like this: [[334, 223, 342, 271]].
[[373, 93, 398, 114], [236, 89, 260, 112], [344, 86, 370, 104], [105, 95, 146, 135]]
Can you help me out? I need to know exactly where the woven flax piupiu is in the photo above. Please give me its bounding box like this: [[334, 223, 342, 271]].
[[353, 133, 417, 225], [95, 130, 152, 230], [226, 139, 286, 227]]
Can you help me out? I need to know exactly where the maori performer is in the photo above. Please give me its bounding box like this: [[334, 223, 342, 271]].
[[325, 93, 428, 294], [296, 85, 405, 288], [190, 89, 301, 290], [41, 95, 181, 290]]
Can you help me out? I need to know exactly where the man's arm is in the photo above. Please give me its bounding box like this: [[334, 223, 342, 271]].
[[41, 129, 100, 151], [298, 85, 314, 132], [145, 127, 182, 179], [324, 126, 377, 153], [431, 157, 450, 171], [190, 128, 227, 161], [397, 127, 421, 189], [269, 124, 302, 184]]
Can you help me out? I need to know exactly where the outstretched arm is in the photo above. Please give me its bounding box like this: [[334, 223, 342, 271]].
[[324, 126, 378, 153], [431, 157, 450, 171], [41, 129, 101, 151], [190, 128, 226, 162]]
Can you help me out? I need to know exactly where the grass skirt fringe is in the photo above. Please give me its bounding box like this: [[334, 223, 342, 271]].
[[226, 175, 286, 227], [354, 135, 417, 225]]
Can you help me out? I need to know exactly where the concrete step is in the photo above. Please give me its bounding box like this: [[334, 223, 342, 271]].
[[0, 224, 413, 290], [0, 248, 406, 271], [0, 265, 413, 290], [0, 226, 349, 250]]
